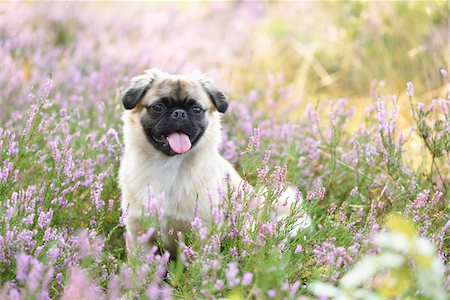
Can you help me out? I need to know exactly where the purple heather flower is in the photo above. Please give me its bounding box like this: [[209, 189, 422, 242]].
[[77, 230, 91, 257], [244, 127, 261, 154], [306, 187, 326, 202], [108, 199, 114, 211], [295, 245, 304, 253], [191, 217, 202, 229], [260, 222, 275, 237], [107, 128, 119, 143], [350, 186, 358, 197], [22, 104, 39, 139], [47, 246, 60, 263], [9, 289, 20, 300], [313, 240, 353, 269], [107, 275, 120, 300], [199, 227, 207, 240], [257, 165, 270, 180], [327, 111, 336, 126], [137, 227, 155, 244], [376, 97, 388, 132], [430, 191, 443, 207], [212, 206, 223, 225], [271, 165, 287, 184], [436, 220, 450, 259], [440, 69, 448, 80], [429, 98, 437, 111], [263, 149, 271, 165], [62, 269, 102, 300], [0, 163, 12, 182], [225, 262, 240, 288], [160, 286, 173, 299], [63, 148, 74, 177], [23, 213, 35, 226], [7, 134, 18, 157], [290, 281, 301, 297], [242, 272, 253, 286], [76, 230, 103, 258], [26, 258, 44, 293], [413, 190, 430, 209], [182, 245, 196, 262], [214, 279, 224, 290], [147, 283, 160, 299], [219, 138, 238, 162], [90, 176, 105, 211], [119, 207, 128, 226], [418, 102, 425, 111], [267, 289, 276, 298], [39, 77, 53, 104], [16, 253, 30, 282], [38, 209, 53, 229], [407, 81, 414, 97], [387, 98, 398, 137]]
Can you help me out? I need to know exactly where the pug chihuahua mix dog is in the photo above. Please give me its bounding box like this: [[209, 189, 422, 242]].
[[119, 69, 309, 254]]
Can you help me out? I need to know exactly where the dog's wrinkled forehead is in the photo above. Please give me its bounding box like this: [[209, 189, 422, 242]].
[[121, 68, 229, 113], [144, 77, 209, 107]]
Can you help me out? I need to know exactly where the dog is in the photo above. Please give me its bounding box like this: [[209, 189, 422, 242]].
[[119, 68, 309, 254]]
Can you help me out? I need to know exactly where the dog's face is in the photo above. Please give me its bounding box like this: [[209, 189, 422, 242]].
[[121, 69, 228, 156]]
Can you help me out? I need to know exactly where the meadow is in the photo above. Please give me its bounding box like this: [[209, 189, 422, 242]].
[[0, 2, 449, 299]]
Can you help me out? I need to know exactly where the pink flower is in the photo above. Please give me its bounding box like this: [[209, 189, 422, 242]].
[[407, 81, 414, 97], [16, 253, 30, 282], [242, 272, 253, 286], [440, 69, 448, 80], [225, 262, 240, 288], [290, 281, 301, 297], [214, 279, 224, 290], [62, 269, 102, 300]]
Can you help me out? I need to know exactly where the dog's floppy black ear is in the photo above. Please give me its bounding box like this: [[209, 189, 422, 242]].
[[200, 77, 229, 113], [122, 69, 160, 110]]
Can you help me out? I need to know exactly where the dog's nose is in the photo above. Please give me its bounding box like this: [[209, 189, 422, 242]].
[[171, 109, 187, 120]]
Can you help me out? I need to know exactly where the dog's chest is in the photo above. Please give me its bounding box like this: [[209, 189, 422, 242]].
[[131, 156, 221, 223]]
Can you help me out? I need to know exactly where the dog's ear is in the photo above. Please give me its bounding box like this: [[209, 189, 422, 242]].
[[122, 69, 160, 110], [200, 78, 229, 113]]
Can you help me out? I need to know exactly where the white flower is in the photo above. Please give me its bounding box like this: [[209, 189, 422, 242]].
[[352, 289, 383, 300], [416, 257, 446, 300], [310, 282, 384, 300], [309, 282, 340, 297], [310, 215, 447, 300], [377, 252, 404, 268], [373, 232, 409, 252], [414, 236, 434, 257], [339, 253, 404, 290], [340, 256, 379, 289]]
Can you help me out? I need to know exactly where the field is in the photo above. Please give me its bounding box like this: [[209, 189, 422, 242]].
[[0, 1, 449, 299]]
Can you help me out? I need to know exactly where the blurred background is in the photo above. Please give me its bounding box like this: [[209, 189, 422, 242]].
[[1, 0, 448, 121]]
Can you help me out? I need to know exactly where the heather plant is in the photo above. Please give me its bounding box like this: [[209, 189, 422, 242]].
[[407, 76, 449, 193], [310, 214, 447, 300], [1, 2, 449, 300]]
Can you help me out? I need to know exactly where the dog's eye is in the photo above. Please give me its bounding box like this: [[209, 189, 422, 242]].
[[151, 103, 165, 112], [192, 106, 204, 115]]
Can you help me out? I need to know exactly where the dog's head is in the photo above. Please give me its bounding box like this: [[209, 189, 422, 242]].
[[121, 68, 228, 156]]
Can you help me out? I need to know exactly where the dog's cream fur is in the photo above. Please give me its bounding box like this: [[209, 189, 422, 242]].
[[119, 69, 309, 253]]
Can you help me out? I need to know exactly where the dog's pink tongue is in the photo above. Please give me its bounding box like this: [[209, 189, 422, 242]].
[[167, 132, 191, 154]]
